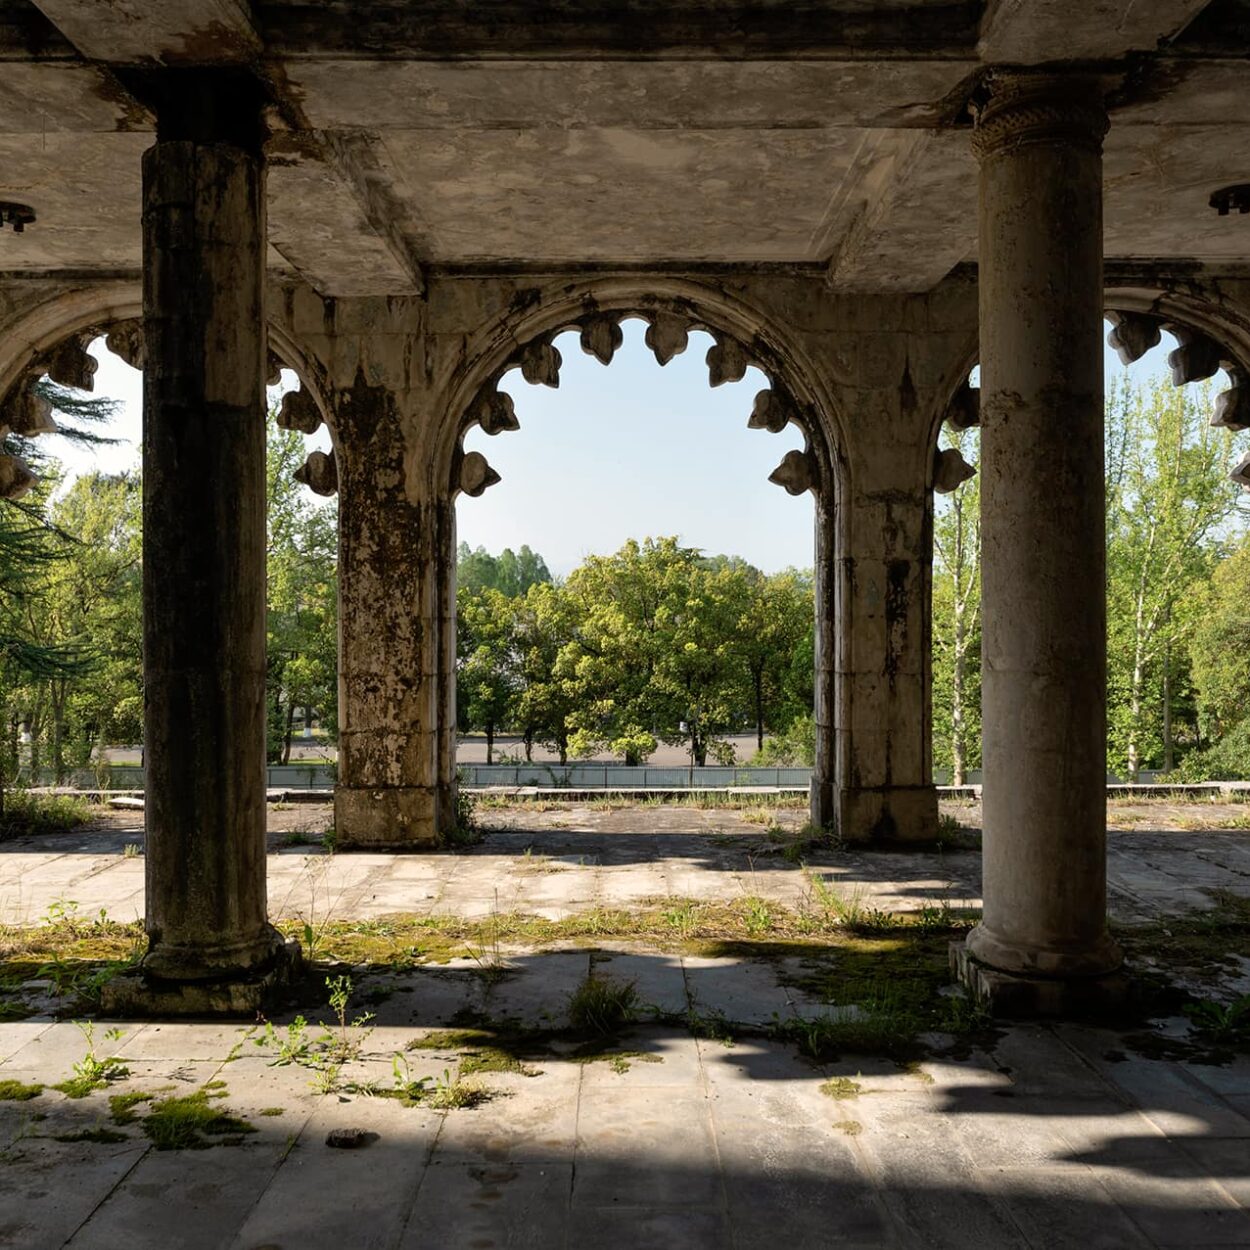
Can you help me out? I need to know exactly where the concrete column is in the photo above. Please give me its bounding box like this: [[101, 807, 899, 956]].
[[810, 491, 839, 830], [130, 74, 288, 999], [964, 73, 1121, 986], [333, 370, 452, 847], [830, 489, 936, 843]]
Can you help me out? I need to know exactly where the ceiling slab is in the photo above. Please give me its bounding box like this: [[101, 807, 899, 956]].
[[978, 0, 1212, 63], [378, 126, 870, 264], [0, 61, 150, 132], [32, 0, 259, 65], [282, 59, 979, 132], [825, 131, 976, 291]]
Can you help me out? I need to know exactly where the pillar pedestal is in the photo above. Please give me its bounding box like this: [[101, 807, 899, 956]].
[[955, 71, 1122, 1008]]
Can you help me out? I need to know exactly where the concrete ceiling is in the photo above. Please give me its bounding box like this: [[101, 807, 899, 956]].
[[0, 1, 1247, 294]]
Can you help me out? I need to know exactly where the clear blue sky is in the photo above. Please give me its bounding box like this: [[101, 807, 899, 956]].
[[50, 322, 1234, 577]]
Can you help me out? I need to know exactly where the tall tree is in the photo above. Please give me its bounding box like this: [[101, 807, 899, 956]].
[[457, 586, 520, 763], [266, 418, 338, 764], [1105, 377, 1242, 778], [931, 427, 982, 783], [512, 581, 581, 763], [729, 567, 814, 750]]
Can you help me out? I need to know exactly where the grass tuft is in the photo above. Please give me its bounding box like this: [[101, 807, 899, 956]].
[[141, 1087, 256, 1150]]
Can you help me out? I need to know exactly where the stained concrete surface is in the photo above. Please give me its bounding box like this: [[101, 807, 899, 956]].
[[2, 802, 1249, 1248], [4, 799, 1250, 928]]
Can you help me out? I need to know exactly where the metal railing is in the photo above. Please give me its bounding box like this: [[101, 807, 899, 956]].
[[457, 764, 812, 788], [23, 764, 338, 791]]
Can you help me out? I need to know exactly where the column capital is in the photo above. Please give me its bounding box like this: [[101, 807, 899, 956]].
[[121, 67, 268, 151], [971, 71, 1108, 162]]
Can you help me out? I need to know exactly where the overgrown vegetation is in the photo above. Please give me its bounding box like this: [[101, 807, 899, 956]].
[[0, 790, 91, 839]]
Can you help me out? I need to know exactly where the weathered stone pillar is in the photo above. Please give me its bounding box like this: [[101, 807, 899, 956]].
[[829, 485, 936, 842], [960, 73, 1121, 1002], [334, 368, 452, 848], [106, 73, 293, 1012]]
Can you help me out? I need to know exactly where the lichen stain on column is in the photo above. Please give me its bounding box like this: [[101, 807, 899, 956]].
[[334, 366, 447, 848]]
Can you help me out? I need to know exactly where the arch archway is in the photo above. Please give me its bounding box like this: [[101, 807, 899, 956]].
[[926, 283, 1250, 788], [0, 280, 337, 450], [434, 279, 851, 829]]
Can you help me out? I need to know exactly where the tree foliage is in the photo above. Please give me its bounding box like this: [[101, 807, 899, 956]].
[[931, 426, 982, 783], [265, 418, 338, 764], [455, 537, 814, 766]]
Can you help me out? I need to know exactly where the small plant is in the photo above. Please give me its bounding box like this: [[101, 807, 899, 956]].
[[662, 901, 700, 938], [387, 1052, 433, 1105], [54, 1022, 130, 1098], [427, 1069, 489, 1111], [939, 988, 993, 1035], [1185, 995, 1250, 1044], [255, 1015, 312, 1066], [684, 1004, 737, 1046], [321, 975, 375, 1067], [441, 788, 482, 848], [123, 843, 141, 859], [742, 896, 773, 937], [568, 973, 638, 1036]]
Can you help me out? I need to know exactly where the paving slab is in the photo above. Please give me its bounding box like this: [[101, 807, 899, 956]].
[[572, 1086, 722, 1210], [397, 1160, 573, 1250], [228, 1093, 436, 1250]]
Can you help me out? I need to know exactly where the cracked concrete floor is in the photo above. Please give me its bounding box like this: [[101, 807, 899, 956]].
[[1, 801, 1250, 1248]]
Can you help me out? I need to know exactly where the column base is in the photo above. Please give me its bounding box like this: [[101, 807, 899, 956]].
[[809, 775, 836, 833], [335, 785, 439, 849], [965, 921, 1122, 978], [101, 935, 302, 1019], [951, 938, 1130, 1019], [835, 784, 939, 845]]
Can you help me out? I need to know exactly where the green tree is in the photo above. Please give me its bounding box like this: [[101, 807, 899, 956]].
[[266, 418, 338, 764], [457, 586, 520, 763], [931, 427, 982, 783], [512, 581, 582, 763], [729, 567, 814, 751], [561, 537, 746, 766], [39, 472, 143, 780], [1105, 378, 1242, 778], [1186, 533, 1250, 775], [0, 378, 125, 800], [457, 542, 551, 597]]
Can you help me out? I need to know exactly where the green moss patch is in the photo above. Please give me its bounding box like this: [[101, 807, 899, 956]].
[[0, 1079, 44, 1101], [108, 1091, 153, 1125], [52, 1127, 128, 1144], [141, 1088, 256, 1150]]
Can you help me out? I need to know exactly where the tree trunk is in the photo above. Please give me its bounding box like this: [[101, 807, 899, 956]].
[[486, 723, 494, 766], [50, 680, 66, 785], [282, 698, 296, 765], [1162, 639, 1173, 775], [951, 602, 967, 786], [1127, 682, 1142, 781], [524, 728, 533, 763], [754, 669, 765, 751]]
